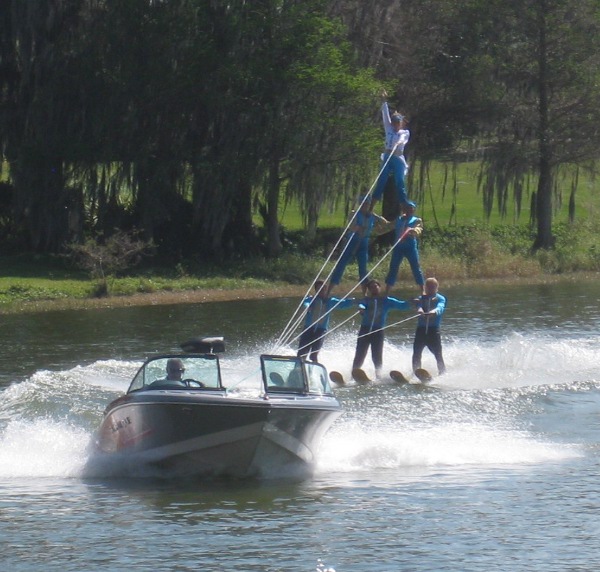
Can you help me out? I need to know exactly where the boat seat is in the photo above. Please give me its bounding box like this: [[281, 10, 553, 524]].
[[269, 372, 285, 387], [287, 369, 305, 389]]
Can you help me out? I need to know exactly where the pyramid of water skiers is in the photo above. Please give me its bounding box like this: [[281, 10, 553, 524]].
[[285, 93, 447, 385]]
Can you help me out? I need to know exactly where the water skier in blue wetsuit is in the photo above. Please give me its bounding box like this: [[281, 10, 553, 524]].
[[371, 92, 411, 210], [328, 196, 387, 296], [298, 280, 355, 362], [352, 279, 411, 379], [384, 201, 425, 295], [413, 277, 446, 375]]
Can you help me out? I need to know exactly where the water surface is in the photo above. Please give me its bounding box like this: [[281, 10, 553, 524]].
[[1, 280, 600, 571]]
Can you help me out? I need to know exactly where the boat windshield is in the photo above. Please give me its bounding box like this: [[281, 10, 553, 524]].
[[260, 355, 334, 395], [127, 354, 223, 392]]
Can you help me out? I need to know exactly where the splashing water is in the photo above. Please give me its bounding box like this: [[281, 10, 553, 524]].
[[316, 558, 336, 572], [0, 330, 595, 480]]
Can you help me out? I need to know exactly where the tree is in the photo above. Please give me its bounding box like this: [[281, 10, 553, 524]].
[[1, 1, 90, 251], [329, 0, 505, 217], [186, 0, 379, 257], [458, 0, 600, 249], [254, 7, 379, 253], [331, 0, 600, 251]]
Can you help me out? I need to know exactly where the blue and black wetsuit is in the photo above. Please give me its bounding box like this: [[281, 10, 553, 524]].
[[298, 295, 354, 362], [352, 295, 410, 375], [385, 214, 424, 289], [412, 293, 447, 374]]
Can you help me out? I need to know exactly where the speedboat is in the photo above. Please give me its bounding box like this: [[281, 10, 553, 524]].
[[95, 336, 342, 479]]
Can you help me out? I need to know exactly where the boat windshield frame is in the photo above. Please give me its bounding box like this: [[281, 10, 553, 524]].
[[260, 355, 335, 396], [127, 353, 224, 393]]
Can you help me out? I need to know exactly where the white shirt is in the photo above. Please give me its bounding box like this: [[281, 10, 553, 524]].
[[382, 102, 410, 155]]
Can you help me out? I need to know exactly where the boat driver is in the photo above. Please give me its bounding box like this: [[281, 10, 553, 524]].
[[149, 358, 187, 388]]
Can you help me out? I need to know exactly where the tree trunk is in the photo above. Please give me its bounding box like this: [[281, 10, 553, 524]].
[[532, 2, 555, 251], [223, 178, 260, 257], [266, 157, 283, 258], [12, 151, 71, 252], [533, 160, 554, 250]]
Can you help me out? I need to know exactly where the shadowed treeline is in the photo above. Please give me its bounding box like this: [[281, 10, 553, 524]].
[[2, 0, 600, 261]]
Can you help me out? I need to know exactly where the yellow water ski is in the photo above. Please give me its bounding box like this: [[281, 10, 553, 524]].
[[414, 368, 433, 383], [390, 370, 409, 384], [329, 371, 345, 386], [351, 368, 371, 384]]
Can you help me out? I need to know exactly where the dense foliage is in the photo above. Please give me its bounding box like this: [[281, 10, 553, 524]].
[[2, 0, 600, 260], [0, 0, 380, 258]]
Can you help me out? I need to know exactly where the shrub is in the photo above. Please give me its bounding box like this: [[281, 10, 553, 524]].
[[66, 230, 154, 296]]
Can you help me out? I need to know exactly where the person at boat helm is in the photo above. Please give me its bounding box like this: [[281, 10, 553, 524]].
[[149, 358, 187, 388], [166, 358, 186, 381]]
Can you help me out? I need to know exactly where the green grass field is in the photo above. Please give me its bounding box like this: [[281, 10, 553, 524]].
[[276, 160, 599, 230]]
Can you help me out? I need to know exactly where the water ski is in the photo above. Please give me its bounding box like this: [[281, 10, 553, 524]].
[[390, 370, 409, 384], [351, 368, 371, 384], [414, 368, 433, 383], [329, 371, 345, 386]]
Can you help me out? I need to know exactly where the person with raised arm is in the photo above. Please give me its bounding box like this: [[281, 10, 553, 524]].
[[371, 90, 411, 209]]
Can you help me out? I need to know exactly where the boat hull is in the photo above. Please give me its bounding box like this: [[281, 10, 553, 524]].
[[96, 392, 341, 479]]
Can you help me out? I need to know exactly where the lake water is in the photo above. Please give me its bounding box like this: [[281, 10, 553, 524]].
[[1, 279, 600, 571]]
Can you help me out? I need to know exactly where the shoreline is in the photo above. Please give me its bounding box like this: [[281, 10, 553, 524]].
[[0, 272, 596, 315]]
